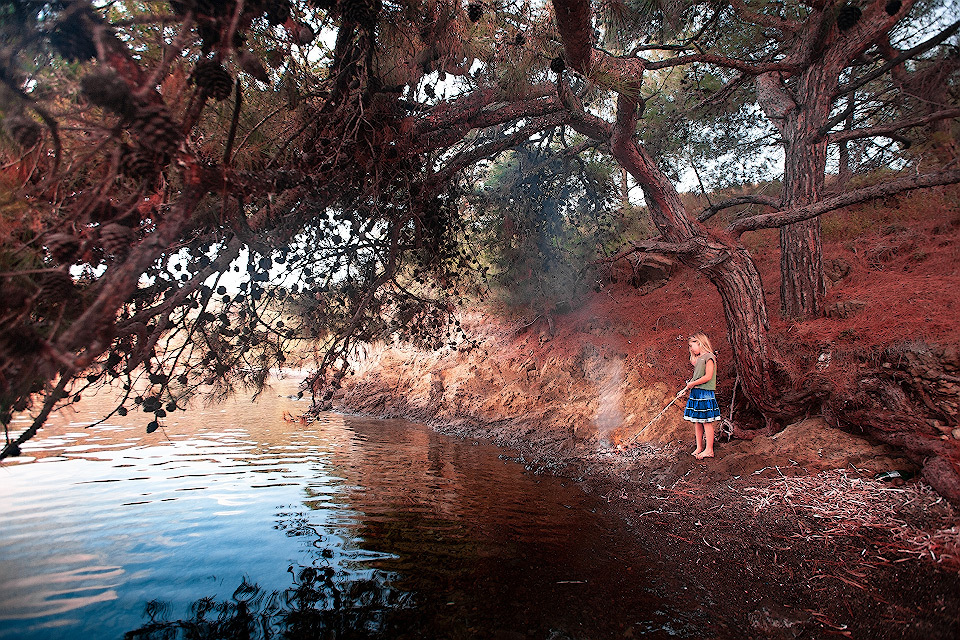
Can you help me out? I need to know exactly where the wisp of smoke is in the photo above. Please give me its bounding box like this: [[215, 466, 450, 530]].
[[594, 358, 624, 447]]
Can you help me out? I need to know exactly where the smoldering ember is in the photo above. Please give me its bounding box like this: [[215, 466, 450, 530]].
[[1, 0, 959, 638]]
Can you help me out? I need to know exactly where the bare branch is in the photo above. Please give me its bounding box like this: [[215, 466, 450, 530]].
[[628, 7, 723, 55], [223, 81, 243, 165], [644, 53, 798, 74], [727, 169, 960, 237], [834, 19, 960, 99], [728, 0, 801, 33], [0, 375, 70, 461], [698, 194, 779, 222], [417, 95, 565, 152], [597, 238, 699, 265], [429, 112, 571, 187], [558, 78, 614, 140], [827, 108, 960, 145]]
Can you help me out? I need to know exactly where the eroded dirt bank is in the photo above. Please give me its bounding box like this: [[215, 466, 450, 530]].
[[331, 205, 960, 637], [334, 318, 960, 638]]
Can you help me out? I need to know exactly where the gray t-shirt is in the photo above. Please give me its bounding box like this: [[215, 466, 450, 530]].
[[692, 352, 716, 391]]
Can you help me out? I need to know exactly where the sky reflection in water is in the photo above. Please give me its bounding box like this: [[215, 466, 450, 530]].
[[0, 378, 700, 639]]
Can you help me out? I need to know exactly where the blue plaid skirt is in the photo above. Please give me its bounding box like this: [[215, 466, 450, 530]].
[[683, 388, 721, 423]]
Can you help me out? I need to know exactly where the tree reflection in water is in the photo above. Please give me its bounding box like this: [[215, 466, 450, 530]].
[[124, 564, 411, 640]]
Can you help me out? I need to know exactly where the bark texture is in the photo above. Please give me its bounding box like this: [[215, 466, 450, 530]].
[[750, 0, 931, 319]]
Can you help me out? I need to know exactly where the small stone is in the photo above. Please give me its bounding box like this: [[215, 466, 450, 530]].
[[952, 428, 960, 440]]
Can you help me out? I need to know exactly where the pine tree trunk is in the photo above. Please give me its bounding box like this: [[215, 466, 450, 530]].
[[778, 92, 830, 319], [779, 218, 825, 319]]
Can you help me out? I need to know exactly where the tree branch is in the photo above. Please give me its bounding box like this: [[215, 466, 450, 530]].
[[416, 94, 563, 152], [727, 169, 960, 237], [597, 238, 699, 265], [698, 194, 779, 222], [428, 112, 570, 187], [827, 108, 960, 145], [834, 19, 960, 99], [551, 0, 592, 73], [0, 375, 70, 460], [644, 53, 798, 74], [558, 78, 614, 140], [728, 0, 801, 33], [414, 85, 556, 136]]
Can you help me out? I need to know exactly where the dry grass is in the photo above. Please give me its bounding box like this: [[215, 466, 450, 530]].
[[742, 469, 960, 567]]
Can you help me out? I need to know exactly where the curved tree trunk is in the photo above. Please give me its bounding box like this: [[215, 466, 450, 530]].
[[550, 0, 816, 426], [606, 96, 806, 427], [548, 0, 960, 505]]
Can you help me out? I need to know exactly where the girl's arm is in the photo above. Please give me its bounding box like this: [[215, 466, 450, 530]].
[[685, 357, 715, 389]]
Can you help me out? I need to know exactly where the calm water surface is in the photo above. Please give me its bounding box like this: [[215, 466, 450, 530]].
[[0, 377, 703, 639]]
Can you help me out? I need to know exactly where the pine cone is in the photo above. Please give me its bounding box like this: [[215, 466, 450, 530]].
[[467, 3, 483, 22], [297, 24, 316, 45], [238, 50, 270, 83], [37, 270, 75, 302], [836, 4, 861, 31], [340, 0, 379, 27], [120, 146, 166, 180], [885, 0, 901, 14], [0, 281, 30, 315], [46, 233, 81, 263], [131, 103, 181, 155], [264, 0, 291, 25], [3, 114, 42, 148], [100, 223, 135, 258], [192, 60, 234, 101], [198, 22, 221, 52], [81, 68, 136, 118], [0, 324, 42, 359], [48, 12, 98, 62], [550, 56, 566, 73], [263, 49, 284, 69]]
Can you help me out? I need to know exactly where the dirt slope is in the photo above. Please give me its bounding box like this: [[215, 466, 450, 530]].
[[336, 187, 960, 502], [328, 190, 960, 636]]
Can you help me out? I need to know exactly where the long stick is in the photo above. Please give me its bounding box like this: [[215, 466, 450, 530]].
[[625, 383, 689, 445]]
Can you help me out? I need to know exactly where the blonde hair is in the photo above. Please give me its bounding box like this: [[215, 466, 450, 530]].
[[689, 332, 714, 355]]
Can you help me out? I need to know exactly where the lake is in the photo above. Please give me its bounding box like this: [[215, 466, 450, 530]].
[[0, 376, 705, 639]]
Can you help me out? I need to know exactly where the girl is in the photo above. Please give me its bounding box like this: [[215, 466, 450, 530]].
[[683, 333, 721, 459]]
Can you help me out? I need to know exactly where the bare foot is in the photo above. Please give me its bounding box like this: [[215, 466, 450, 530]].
[[692, 448, 704, 457], [694, 451, 714, 459]]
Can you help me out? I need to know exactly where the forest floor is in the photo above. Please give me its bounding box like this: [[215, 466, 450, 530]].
[[336, 187, 960, 638]]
